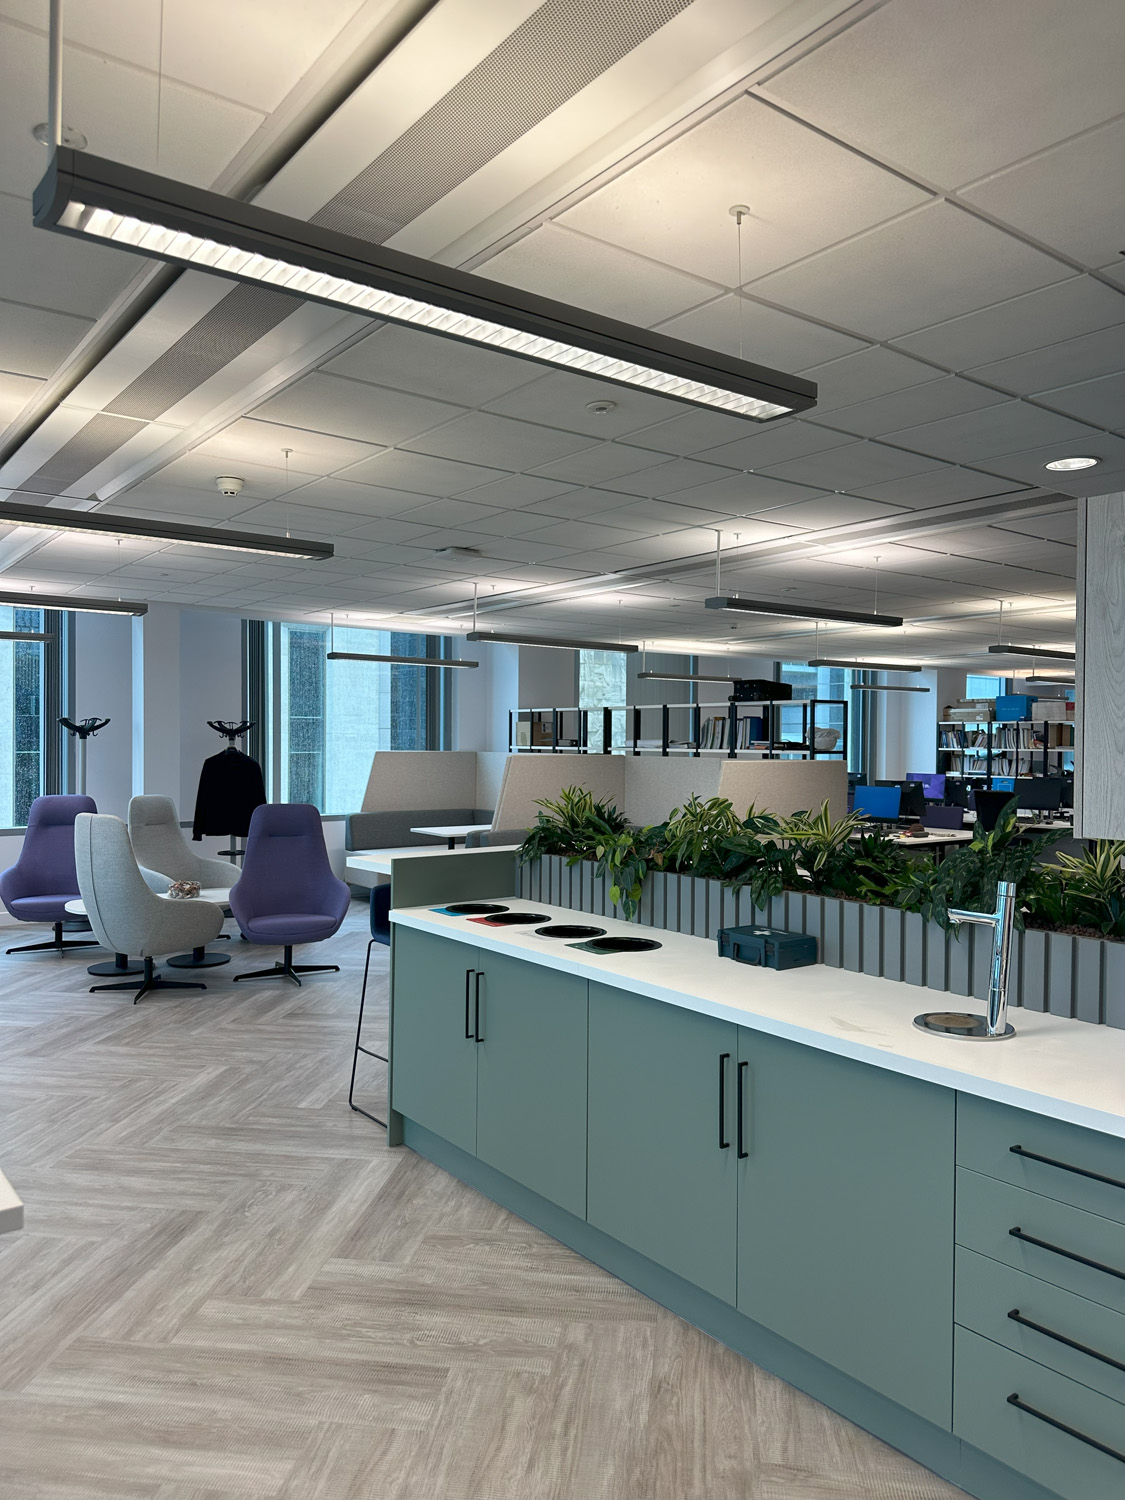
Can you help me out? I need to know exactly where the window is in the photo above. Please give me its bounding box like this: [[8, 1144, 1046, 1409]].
[[579, 649, 627, 751], [0, 607, 49, 826], [966, 674, 1006, 699], [269, 623, 449, 813], [778, 662, 859, 772]]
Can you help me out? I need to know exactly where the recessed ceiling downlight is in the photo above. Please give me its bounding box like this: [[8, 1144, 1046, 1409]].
[[1044, 456, 1099, 471]]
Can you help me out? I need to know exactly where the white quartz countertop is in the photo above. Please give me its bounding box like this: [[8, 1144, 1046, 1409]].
[[393, 898, 1125, 1141]]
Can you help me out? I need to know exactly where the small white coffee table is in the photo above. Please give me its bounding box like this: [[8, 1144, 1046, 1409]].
[[410, 823, 493, 850]]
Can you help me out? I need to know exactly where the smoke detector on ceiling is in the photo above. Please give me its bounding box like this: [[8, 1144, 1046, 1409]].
[[433, 546, 482, 559], [585, 400, 617, 416], [215, 476, 245, 496]]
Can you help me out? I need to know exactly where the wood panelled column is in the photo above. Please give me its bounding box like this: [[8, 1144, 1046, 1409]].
[[1076, 493, 1125, 838]]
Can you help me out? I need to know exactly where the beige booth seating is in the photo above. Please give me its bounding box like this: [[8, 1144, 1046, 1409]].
[[718, 759, 847, 822]]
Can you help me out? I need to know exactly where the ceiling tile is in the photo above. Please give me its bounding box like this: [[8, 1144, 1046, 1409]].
[[527, 443, 671, 486], [599, 457, 736, 498], [747, 202, 1072, 341], [959, 116, 1125, 269], [0, 371, 41, 431], [401, 410, 598, 468], [891, 276, 1125, 369], [338, 449, 507, 496], [583, 498, 732, 532], [251, 373, 464, 446], [852, 467, 1029, 507], [281, 477, 439, 516], [883, 402, 1101, 462], [656, 293, 867, 369], [391, 498, 502, 529], [451, 474, 577, 510], [323, 323, 540, 405], [139, 451, 319, 501], [756, 0, 1125, 185], [482, 370, 688, 437], [193, 416, 381, 475], [758, 441, 944, 489], [0, 300, 94, 380], [558, 93, 929, 283], [749, 495, 909, 529], [622, 408, 770, 457], [516, 518, 650, 550], [668, 471, 830, 510], [979, 435, 1125, 485], [797, 346, 945, 413], [0, 190, 135, 319], [813, 375, 1009, 438], [519, 488, 654, 522], [479, 223, 715, 326], [692, 421, 855, 470], [1037, 372, 1125, 433]]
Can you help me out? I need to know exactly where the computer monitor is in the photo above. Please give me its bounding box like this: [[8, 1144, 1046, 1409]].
[[898, 781, 926, 819], [853, 785, 902, 821], [972, 789, 1017, 833], [1060, 776, 1075, 809], [945, 780, 971, 810], [992, 776, 1015, 793], [1016, 778, 1063, 814], [907, 771, 946, 802]]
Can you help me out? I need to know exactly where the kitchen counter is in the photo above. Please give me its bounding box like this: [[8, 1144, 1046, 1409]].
[[393, 898, 1125, 1141]]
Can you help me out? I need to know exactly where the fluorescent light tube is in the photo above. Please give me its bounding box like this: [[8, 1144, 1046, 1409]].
[[0, 499, 332, 560], [987, 644, 1076, 660], [326, 651, 477, 668], [705, 596, 904, 628], [34, 151, 817, 423], [0, 631, 52, 642], [808, 658, 923, 671], [467, 630, 638, 653], [636, 670, 735, 682], [851, 684, 930, 693], [0, 590, 146, 615]]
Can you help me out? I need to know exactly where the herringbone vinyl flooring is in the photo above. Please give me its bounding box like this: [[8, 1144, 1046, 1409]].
[[0, 903, 967, 1499]]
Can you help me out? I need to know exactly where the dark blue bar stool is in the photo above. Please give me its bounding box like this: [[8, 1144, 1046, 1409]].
[[349, 885, 390, 1126]]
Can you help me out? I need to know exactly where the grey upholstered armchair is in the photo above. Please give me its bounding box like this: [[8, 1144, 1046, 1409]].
[[75, 813, 225, 1003], [127, 795, 236, 889]]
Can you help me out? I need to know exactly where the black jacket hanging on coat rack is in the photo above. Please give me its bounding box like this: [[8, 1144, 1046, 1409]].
[[192, 746, 266, 840]]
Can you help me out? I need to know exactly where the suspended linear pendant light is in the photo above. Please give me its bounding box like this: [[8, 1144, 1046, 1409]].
[[324, 612, 476, 668], [0, 589, 146, 615], [0, 498, 332, 560], [851, 683, 930, 693], [808, 659, 923, 671], [34, 151, 816, 422], [467, 631, 638, 653], [705, 597, 904, 627]]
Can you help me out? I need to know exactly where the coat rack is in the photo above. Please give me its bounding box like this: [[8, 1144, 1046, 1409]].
[[206, 720, 255, 860], [59, 716, 110, 796]]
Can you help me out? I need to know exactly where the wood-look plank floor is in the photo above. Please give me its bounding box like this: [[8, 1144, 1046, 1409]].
[[0, 905, 967, 1500]]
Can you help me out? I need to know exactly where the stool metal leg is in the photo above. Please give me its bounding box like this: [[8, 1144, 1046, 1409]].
[[349, 937, 387, 1127]]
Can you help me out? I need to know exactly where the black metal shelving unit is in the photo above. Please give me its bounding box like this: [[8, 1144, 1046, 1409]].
[[936, 718, 1077, 783], [509, 696, 848, 760]]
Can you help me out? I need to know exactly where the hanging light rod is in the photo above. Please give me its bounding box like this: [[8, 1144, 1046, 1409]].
[[637, 670, 735, 683], [705, 596, 903, 628], [851, 684, 931, 693], [325, 651, 477, 668], [33, 151, 816, 423], [1024, 675, 1075, 686], [0, 631, 52, 642], [466, 630, 638, 653], [0, 499, 332, 560], [0, 589, 146, 616], [987, 643, 1075, 660], [807, 657, 923, 672]]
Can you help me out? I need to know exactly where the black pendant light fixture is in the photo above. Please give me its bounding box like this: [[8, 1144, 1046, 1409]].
[[0, 499, 332, 560], [34, 151, 817, 423]]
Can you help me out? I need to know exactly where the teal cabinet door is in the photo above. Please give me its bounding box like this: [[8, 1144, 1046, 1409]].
[[587, 983, 738, 1303], [475, 951, 588, 1218], [736, 1031, 955, 1427], [391, 926, 478, 1153]]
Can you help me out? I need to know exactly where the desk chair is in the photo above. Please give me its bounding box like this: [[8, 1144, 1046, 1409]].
[[853, 785, 902, 822], [349, 885, 390, 1127]]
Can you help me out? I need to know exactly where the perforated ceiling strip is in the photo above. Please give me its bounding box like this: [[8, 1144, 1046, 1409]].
[[314, 0, 693, 239], [15, 0, 692, 497]]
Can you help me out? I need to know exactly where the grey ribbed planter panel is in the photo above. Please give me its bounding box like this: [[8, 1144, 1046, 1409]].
[[522, 857, 1124, 1028]]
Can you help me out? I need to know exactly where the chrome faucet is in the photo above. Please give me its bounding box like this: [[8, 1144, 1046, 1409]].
[[914, 880, 1017, 1040]]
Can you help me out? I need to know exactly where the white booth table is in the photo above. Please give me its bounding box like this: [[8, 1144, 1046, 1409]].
[[410, 823, 493, 850]]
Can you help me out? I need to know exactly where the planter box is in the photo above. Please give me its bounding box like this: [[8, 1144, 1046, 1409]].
[[520, 856, 1122, 1031]]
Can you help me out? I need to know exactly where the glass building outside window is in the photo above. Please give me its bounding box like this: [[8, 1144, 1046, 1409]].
[[578, 650, 627, 751], [0, 607, 47, 826], [275, 623, 447, 813], [778, 661, 860, 773]]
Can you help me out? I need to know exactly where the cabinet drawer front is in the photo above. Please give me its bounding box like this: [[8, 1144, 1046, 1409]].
[[957, 1169, 1125, 1314], [959, 1094, 1125, 1225], [955, 1327, 1125, 1500], [956, 1246, 1125, 1407]]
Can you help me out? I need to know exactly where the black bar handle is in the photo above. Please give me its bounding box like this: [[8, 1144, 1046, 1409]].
[[1008, 1309, 1125, 1375], [1009, 1226, 1125, 1282], [1010, 1143, 1125, 1193], [737, 1060, 749, 1158], [474, 969, 484, 1043], [465, 969, 474, 1039], [1006, 1394, 1125, 1466], [718, 1053, 730, 1150]]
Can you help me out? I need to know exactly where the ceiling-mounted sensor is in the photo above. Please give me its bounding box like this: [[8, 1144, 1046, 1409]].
[[215, 476, 244, 495], [33, 122, 87, 149], [585, 400, 617, 416], [433, 545, 482, 559]]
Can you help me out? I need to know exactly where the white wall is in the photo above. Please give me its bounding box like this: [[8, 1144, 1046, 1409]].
[[73, 613, 134, 818], [178, 608, 243, 819]]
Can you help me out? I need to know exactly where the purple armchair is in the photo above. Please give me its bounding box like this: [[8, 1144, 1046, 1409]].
[[230, 803, 350, 987], [0, 794, 100, 955]]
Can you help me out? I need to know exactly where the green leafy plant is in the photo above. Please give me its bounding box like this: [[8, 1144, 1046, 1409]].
[[660, 795, 745, 877], [1025, 840, 1125, 938], [518, 787, 627, 864], [594, 826, 659, 921]]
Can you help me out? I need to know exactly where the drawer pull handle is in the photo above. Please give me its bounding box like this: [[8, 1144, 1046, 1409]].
[[464, 969, 475, 1040], [1007, 1394, 1125, 1466], [1008, 1309, 1125, 1374], [474, 970, 484, 1043], [737, 1060, 749, 1160], [718, 1053, 730, 1150], [1011, 1144, 1125, 1193], [1009, 1226, 1125, 1283]]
